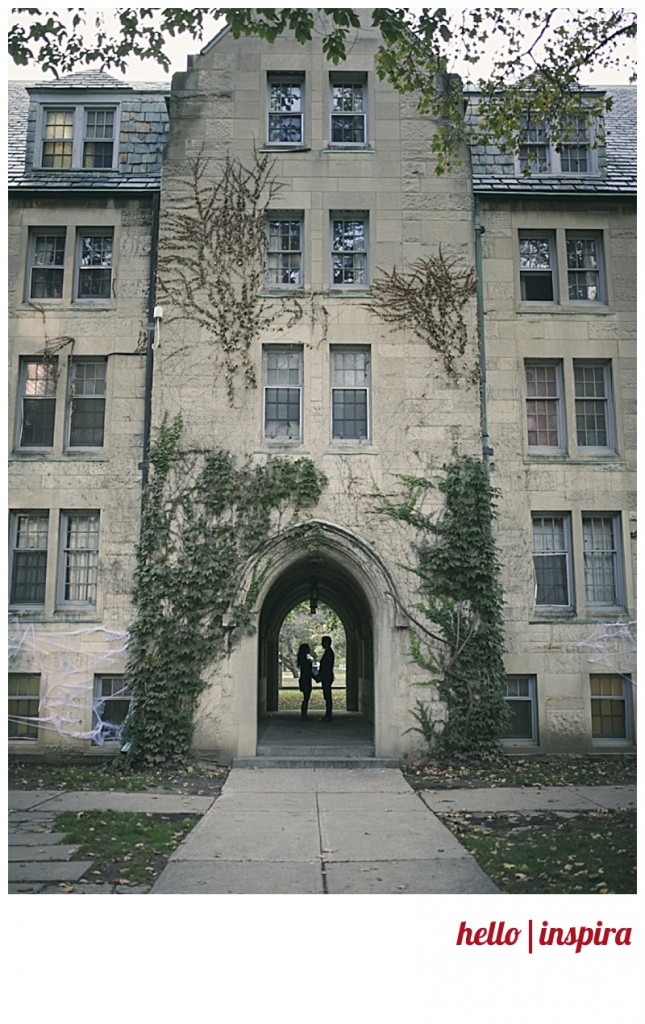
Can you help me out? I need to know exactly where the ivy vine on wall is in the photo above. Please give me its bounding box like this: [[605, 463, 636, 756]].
[[380, 454, 508, 756], [156, 149, 304, 403], [366, 250, 478, 383], [123, 415, 327, 767]]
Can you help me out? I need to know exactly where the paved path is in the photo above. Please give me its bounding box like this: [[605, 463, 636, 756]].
[[9, 775, 636, 895]]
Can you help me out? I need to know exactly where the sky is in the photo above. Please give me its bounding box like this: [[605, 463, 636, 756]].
[[6, 4, 638, 86]]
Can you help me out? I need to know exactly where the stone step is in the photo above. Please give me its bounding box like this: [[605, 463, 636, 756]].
[[232, 756, 400, 769], [256, 744, 375, 757]]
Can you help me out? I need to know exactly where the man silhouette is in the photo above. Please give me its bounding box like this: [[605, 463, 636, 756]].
[[318, 635, 335, 721]]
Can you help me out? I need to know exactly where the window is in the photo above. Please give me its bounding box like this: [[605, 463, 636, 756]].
[[331, 214, 368, 287], [267, 77, 303, 144], [583, 514, 623, 608], [590, 674, 632, 740], [330, 75, 367, 144], [331, 347, 370, 441], [67, 358, 106, 447], [519, 233, 556, 301], [59, 512, 100, 606], [17, 358, 58, 448], [518, 111, 592, 175], [28, 230, 66, 299], [525, 361, 565, 452], [76, 231, 113, 299], [575, 361, 613, 450], [10, 512, 49, 606], [8, 673, 40, 741], [265, 217, 303, 287], [532, 514, 573, 608], [502, 676, 538, 742], [83, 108, 116, 168], [93, 675, 131, 745], [519, 114, 550, 173], [39, 105, 117, 169], [263, 347, 303, 440], [566, 232, 604, 302], [558, 114, 590, 173]]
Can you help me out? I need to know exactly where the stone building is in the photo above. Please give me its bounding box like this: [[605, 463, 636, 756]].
[[8, 16, 636, 762]]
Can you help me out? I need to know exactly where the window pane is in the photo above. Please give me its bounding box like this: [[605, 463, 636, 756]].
[[93, 675, 131, 745], [332, 389, 368, 439], [331, 85, 366, 145], [84, 109, 115, 168], [590, 676, 627, 738], [583, 516, 618, 604], [268, 82, 303, 143], [520, 237, 554, 300], [20, 360, 57, 448], [266, 219, 302, 286], [575, 363, 609, 447], [30, 234, 65, 298], [567, 237, 600, 301], [8, 673, 40, 739], [68, 360, 106, 446], [526, 364, 561, 447], [533, 516, 570, 606], [63, 514, 99, 603], [78, 234, 113, 298], [42, 109, 74, 168], [11, 514, 48, 604]]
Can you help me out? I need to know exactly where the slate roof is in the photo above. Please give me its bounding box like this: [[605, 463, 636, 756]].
[[8, 72, 170, 191], [470, 86, 636, 196]]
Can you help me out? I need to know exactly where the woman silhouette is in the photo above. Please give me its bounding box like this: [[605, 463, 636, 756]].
[[296, 642, 315, 720]]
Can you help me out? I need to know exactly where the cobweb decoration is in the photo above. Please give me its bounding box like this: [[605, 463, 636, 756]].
[[577, 620, 636, 681], [8, 620, 131, 744]]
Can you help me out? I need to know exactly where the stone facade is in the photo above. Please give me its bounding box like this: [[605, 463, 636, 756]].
[[8, 21, 636, 761]]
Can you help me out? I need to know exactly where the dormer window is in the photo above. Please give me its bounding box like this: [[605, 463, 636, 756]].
[[518, 110, 594, 175], [38, 104, 118, 170]]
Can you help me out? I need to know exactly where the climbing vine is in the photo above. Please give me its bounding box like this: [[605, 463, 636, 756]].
[[380, 454, 508, 756], [367, 250, 478, 383], [156, 149, 304, 403], [123, 415, 327, 767]]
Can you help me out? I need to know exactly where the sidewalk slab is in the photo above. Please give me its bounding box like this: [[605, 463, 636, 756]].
[[9, 845, 79, 862], [324, 858, 499, 894], [21, 792, 216, 814], [9, 861, 95, 883], [418, 784, 636, 814], [152, 861, 324, 894]]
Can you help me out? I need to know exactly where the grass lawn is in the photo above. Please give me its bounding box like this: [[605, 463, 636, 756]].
[[279, 686, 346, 711], [439, 808, 636, 894], [55, 809, 199, 886], [403, 754, 636, 789]]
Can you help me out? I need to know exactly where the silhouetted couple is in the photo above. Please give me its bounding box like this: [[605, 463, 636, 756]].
[[297, 635, 335, 721]]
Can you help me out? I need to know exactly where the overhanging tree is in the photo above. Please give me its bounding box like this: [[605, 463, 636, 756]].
[[9, 7, 637, 173]]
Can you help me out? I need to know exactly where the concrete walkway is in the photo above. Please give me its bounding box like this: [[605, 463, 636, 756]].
[[8, 774, 636, 895]]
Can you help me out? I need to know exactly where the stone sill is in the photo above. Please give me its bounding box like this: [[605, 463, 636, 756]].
[[515, 304, 615, 316]]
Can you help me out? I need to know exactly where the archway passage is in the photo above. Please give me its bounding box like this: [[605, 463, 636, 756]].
[[277, 601, 347, 712], [257, 549, 375, 749]]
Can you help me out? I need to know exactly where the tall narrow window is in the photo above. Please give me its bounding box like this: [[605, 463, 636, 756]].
[[574, 361, 613, 450], [10, 512, 49, 606], [267, 77, 303, 144], [583, 514, 622, 607], [525, 361, 565, 451], [29, 231, 66, 299], [76, 231, 113, 299], [41, 108, 74, 168], [518, 114, 550, 173], [519, 233, 556, 301], [331, 347, 370, 441], [502, 676, 538, 742], [83, 108, 115, 168], [566, 232, 604, 302], [265, 217, 303, 287], [18, 358, 58, 448], [590, 675, 632, 739], [532, 514, 572, 608], [263, 347, 303, 440], [331, 215, 368, 286], [68, 358, 107, 447], [93, 675, 131, 745], [59, 512, 100, 605], [330, 76, 367, 144], [559, 114, 590, 172], [8, 673, 40, 740]]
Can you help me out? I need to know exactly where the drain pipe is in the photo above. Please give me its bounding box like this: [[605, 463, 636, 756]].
[[474, 196, 493, 466], [140, 189, 161, 495]]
